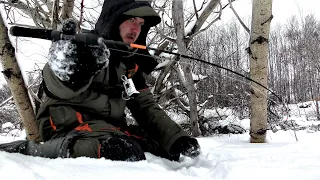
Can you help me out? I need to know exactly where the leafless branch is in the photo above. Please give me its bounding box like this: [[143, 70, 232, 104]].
[[39, 0, 53, 11], [0, 96, 13, 107], [0, 0, 51, 27], [192, 0, 199, 19], [154, 56, 178, 94], [33, 0, 49, 21], [228, 0, 250, 34], [198, 0, 209, 12], [78, 0, 85, 32], [187, 1, 222, 40], [198, 95, 214, 113], [172, 89, 190, 112], [155, 26, 176, 43], [154, 41, 169, 56], [0, 72, 42, 107], [51, 0, 59, 29], [186, 0, 220, 37]]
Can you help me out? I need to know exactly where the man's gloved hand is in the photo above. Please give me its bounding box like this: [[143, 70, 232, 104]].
[[48, 18, 110, 90], [170, 136, 201, 158]]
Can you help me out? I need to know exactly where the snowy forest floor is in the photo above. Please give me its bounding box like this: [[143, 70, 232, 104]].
[[1, 130, 320, 180], [1, 101, 320, 180]]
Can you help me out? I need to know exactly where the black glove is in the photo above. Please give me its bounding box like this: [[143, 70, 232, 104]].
[[170, 136, 200, 158], [47, 18, 110, 90]]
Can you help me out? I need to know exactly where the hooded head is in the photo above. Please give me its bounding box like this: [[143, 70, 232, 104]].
[[95, 0, 161, 45], [94, 0, 161, 74]]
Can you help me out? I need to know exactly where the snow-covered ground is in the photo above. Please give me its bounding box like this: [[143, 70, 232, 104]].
[[1, 101, 320, 180], [1, 130, 320, 180]]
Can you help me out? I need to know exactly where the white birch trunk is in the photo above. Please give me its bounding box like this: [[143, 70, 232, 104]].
[[249, 0, 273, 143], [0, 14, 40, 141]]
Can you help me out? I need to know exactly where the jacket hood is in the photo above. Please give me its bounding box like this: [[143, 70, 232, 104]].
[[95, 0, 161, 44], [94, 0, 161, 74]]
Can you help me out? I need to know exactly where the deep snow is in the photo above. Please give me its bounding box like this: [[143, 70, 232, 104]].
[[1, 101, 320, 180], [1, 129, 320, 180]]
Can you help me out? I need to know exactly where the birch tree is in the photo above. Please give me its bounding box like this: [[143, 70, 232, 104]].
[[0, 15, 40, 140], [249, 0, 273, 143]]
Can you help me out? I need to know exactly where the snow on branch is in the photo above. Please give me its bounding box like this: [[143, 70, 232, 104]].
[[186, 0, 221, 38], [187, 4, 222, 40]]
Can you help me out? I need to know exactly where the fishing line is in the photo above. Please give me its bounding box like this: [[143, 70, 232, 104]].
[[108, 46, 288, 110], [109, 46, 290, 130], [9, 26, 289, 115]]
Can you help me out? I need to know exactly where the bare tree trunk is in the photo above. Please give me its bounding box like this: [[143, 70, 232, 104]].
[[0, 14, 40, 141], [51, 0, 60, 29], [249, 0, 272, 143], [316, 99, 320, 121], [60, 0, 75, 20], [152, 0, 221, 137], [172, 1, 200, 136], [52, 0, 76, 29]]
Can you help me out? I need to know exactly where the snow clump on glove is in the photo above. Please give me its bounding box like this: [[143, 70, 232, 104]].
[[47, 19, 110, 88]]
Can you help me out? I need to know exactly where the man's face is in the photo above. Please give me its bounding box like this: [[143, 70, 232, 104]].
[[119, 17, 145, 44]]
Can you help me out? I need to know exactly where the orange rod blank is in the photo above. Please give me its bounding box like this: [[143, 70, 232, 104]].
[[130, 44, 147, 50]]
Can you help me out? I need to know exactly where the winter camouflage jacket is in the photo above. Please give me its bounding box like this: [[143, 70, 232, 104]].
[[36, 0, 189, 154]]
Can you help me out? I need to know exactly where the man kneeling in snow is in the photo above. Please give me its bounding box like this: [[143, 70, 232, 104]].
[[0, 0, 200, 161]]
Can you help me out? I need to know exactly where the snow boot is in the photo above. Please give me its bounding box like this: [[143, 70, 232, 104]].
[[0, 135, 75, 158], [100, 134, 146, 161], [0, 140, 28, 154]]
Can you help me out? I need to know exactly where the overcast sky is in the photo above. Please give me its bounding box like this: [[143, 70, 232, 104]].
[[221, 0, 320, 26]]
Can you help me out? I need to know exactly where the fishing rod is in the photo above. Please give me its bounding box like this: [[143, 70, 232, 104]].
[[9, 26, 284, 104]]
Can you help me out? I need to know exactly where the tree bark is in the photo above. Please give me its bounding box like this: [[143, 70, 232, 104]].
[[51, 0, 60, 29], [316, 99, 320, 121], [0, 14, 40, 141], [172, 1, 200, 136], [187, 0, 220, 37], [60, 0, 75, 20], [249, 0, 272, 143]]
